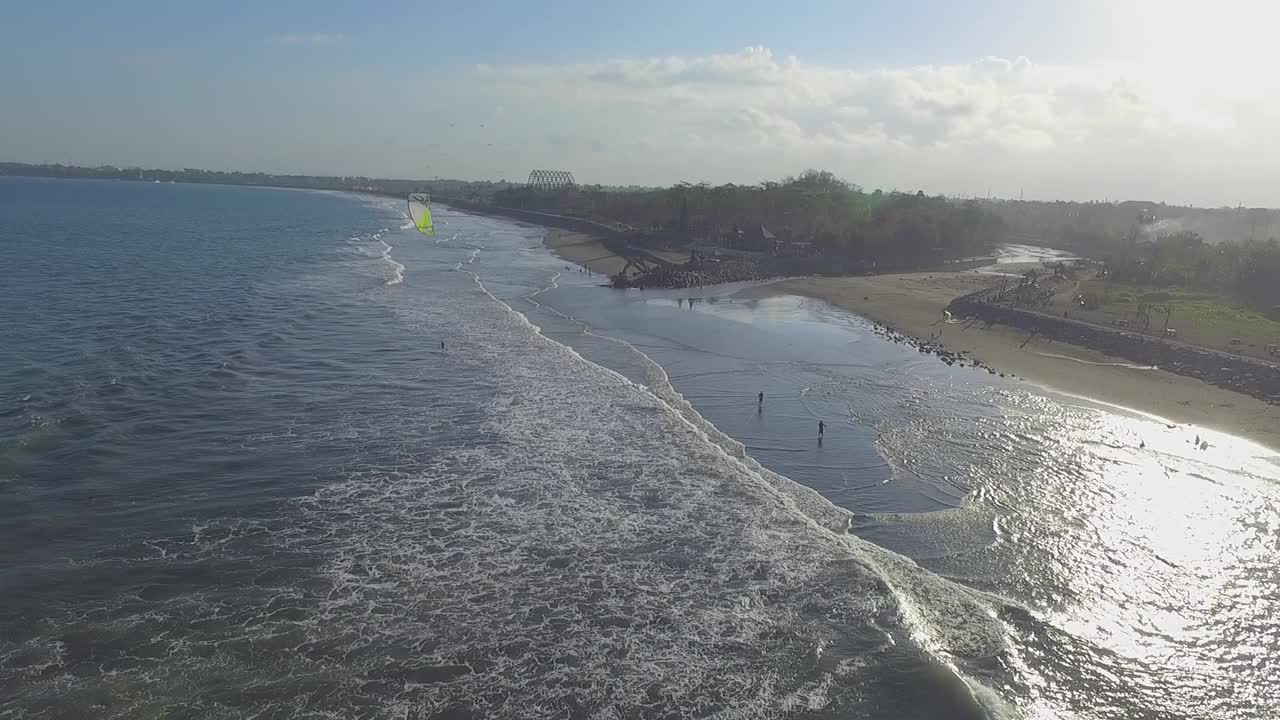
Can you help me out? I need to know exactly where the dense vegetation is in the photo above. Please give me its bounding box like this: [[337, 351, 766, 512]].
[[1102, 231, 1280, 318], [978, 197, 1280, 317], [494, 170, 1006, 267], [986, 199, 1280, 251], [14, 162, 1274, 310], [3, 162, 1008, 271]]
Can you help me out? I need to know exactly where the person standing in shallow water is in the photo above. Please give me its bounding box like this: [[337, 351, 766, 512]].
[[758, 391, 764, 406], [818, 420, 825, 437]]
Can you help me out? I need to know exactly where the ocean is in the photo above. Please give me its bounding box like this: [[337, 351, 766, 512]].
[[2, 177, 1278, 719]]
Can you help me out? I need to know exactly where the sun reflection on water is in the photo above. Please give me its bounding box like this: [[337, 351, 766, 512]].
[[972, 393, 1280, 717]]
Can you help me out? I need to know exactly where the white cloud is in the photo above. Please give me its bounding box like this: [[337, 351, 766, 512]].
[[275, 32, 344, 46], [433, 46, 1280, 204], [56, 44, 1266, 205]]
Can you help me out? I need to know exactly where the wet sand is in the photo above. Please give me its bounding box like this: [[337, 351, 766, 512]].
[[544, 229, 690, 278], [746, 274, 1280, 451], [542, 230, 1280, 450], [544, 230, 627, 277]]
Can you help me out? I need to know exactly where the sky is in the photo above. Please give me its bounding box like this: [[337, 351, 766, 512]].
[[3, 0, 1280, 206]]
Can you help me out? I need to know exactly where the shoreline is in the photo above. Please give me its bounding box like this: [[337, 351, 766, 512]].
[[746, 275, 1280, 451], [540, 229, 1280, 450], [543, 229, 630, 278]]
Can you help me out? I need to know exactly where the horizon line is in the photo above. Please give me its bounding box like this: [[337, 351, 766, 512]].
[[2, 159, 1275, 212]]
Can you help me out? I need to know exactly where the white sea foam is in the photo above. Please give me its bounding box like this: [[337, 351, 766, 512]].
[[420, 264, 1015, 717], [343, 223, 405, 285], [384, 261, 405, 286], [6, 199, 1275, 719], [0, 211, 1011, 719], [378, 238, 404, 286]]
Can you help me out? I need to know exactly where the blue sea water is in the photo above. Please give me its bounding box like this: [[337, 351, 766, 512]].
[[2, 177, 1278, 719]]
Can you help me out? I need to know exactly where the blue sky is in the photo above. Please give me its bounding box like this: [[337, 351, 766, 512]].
[[2, 1, 1121, 67], [4, 1, 1279, 204]]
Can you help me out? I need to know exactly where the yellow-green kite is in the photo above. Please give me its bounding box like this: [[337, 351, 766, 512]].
[[408, 193, 434, 237]]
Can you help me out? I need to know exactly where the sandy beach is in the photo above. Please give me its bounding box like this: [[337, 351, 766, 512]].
[[749, 274, 1280, 450], [541, 230, 1280, 449], [545, 229, 690, 278], [544, 229, 628, 277]]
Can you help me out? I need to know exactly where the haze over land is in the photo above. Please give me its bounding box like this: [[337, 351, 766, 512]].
[[5, 1, 1280, 207]]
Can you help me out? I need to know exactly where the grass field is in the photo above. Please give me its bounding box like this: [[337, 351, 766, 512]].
[[1045, 279, 1280, 360]]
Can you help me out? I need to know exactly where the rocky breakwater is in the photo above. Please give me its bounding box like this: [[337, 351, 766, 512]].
[[612, 259, 771, 289], [949, 292, 1280, 405], [868, 320, 1012, 379]]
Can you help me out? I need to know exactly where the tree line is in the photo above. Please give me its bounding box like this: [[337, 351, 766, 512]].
[[492, 170, 1006, 268], [963, 196, 1280, 316], [0, 162, 510, 199], [990, 194, 1280, 316], [1105, 230, 1280, 318], [5, 162, 1011, 271], [986, 198, 1280, 250]]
